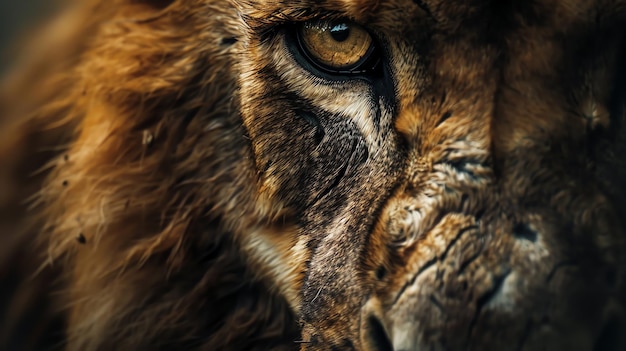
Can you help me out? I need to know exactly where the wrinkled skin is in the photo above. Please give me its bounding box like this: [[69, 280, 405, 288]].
[[1, 0, 625, 350]]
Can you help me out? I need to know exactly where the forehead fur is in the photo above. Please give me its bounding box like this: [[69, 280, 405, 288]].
[[232, 0, 626, 45], [232, 0, 380, 23], [231, 0, 626, 20]]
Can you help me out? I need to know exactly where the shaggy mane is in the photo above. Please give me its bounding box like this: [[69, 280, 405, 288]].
[[0, 1, 298, 350]]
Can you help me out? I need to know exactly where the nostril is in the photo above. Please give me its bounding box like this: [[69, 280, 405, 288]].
[[593, 316, 623, 351], [363, 316, 394, 351], [512, 222, 538, 243]]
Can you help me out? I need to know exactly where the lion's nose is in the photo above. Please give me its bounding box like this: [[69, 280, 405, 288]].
[[361, 298, 394, 351], [361, 314, 394, 351]]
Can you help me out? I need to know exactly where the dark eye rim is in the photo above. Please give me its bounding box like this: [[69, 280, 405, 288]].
[[287, 20, 383, 78]]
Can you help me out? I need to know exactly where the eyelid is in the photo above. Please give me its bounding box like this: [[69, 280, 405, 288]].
[[242, 10, 347, 39]]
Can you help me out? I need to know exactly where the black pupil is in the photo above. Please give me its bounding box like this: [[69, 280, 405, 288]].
[[330, 23, 350, 42]]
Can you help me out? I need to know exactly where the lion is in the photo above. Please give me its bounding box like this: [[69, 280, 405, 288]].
[[1, 0, 625, 350]]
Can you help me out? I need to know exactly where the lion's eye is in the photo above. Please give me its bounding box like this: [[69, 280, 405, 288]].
[[297, 20, 379, 74]]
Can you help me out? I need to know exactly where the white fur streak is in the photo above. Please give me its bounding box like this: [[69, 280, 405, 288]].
[[269, 39, 384, 149], [239, 227, 303, 311]]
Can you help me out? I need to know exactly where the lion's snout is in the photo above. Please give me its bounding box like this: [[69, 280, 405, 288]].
[[359, 201, 625, 351]]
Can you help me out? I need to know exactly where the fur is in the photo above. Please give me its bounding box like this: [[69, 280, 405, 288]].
[[1, 0, 626, 350]]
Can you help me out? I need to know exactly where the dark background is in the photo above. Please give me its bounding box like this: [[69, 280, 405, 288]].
[[0, 0, 57, 74]]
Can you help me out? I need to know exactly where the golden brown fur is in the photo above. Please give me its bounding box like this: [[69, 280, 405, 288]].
[[1, 1, 298, 349], [1, 0, 626, 350]]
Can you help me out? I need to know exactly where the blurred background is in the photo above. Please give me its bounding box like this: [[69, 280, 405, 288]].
[[0, 0, 57, 74]]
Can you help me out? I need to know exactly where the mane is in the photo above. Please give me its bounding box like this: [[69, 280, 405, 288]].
[[0, 1, 298, 349]]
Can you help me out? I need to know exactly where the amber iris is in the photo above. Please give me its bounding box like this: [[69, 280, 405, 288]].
[[300, 20, 374, 71]]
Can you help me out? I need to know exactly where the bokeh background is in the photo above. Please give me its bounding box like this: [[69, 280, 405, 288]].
[[0, 1, 57, 74]]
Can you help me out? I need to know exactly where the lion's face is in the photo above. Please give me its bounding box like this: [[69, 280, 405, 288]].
[[234, 0, 626, 350], [2, 0, 626, 350]]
